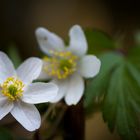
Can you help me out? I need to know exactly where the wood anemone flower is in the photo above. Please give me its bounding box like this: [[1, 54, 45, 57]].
[[36, 25, 101, 105], [0, 52, 58, 131]]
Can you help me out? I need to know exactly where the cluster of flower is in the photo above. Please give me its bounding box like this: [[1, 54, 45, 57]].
[[0, 25, 101, 131]]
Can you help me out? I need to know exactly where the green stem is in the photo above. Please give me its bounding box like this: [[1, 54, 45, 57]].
[[45, 103, 68, 140], [41, 103, 56, 124], [33, 103, 57, 140]]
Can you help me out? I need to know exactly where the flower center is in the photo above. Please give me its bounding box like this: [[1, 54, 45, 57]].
[[1, 77, 24, 100], [43, 51, 78, 79]]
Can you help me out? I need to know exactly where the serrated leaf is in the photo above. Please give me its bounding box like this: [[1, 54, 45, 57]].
[[84, 52, 123, 108], [102, 65, 120, 131], [102, 62, 140, 140], [84, 32, 140, 139]]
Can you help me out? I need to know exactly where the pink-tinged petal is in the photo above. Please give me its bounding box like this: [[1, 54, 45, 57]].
[[11, 101, 41, 131], [65, 74, 84, 105]]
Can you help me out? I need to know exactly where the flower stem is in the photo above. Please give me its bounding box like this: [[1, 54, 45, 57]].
[[41, 103, 56, 124], [33, 130, 40, 140], [45, 103, 68, 140], [33, 103, 56, 140], [63, 98, 85, 140]]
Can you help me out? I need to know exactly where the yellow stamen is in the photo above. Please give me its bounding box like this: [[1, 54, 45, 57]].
[[1, 77, 24, 100], [43, 51, 78, 79]]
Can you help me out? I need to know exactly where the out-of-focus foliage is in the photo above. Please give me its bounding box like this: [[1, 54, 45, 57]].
[[7, 44, 22, 68], [0, 127, 13, 140], [85, 29, 115, 54], [85, 30, 140, 140]]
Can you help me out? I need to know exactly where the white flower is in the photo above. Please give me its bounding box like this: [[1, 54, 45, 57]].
[[35, 25, 101, 105], [0, 52, 58, 131]]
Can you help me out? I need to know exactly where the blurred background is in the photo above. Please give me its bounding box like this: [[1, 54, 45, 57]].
[[0, 0, 140, 139], [1, 0, 140, 58]]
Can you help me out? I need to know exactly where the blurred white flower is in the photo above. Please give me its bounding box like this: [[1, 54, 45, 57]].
[[36, 25, 101, 105], [0, 52, 58, 131]]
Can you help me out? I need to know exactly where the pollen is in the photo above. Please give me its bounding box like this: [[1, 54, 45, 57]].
[[1, 77, 24, 100], [43, 51, 78, 79]]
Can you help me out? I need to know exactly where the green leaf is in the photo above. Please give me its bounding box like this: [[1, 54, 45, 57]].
[[84, 52, 123, 108], [0, 127, 13, 140], [85, 29, 115, 54], [102, 61, 140, 140], [126, 62, 140, 86], [102, 65, 121, 132], [85, 47, 140, 139], [127, 46, 140, 68]]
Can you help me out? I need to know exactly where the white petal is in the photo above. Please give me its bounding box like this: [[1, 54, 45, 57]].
[[38, 61, 51, 80], [50, 79, 69, 103], [11, 101, 41, 131], [16, 57, 42, 85], [78, 55, 101, 78], [22, 82, 58, 104], [0, 51, 16, 84], [0, 94, 13, 120], [65, 74, 84, 105], [35, 27, 65, 55], [68, 25, 87, 56], [38, 70, 51, 80]]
